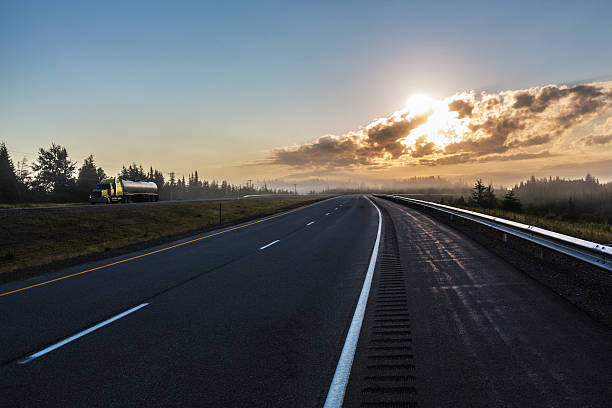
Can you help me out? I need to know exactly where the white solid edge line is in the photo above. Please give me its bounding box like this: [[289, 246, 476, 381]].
[[323, 195, 382, 408], [18, 303, 149, 364], [259, 239, 280, 250], [306, 221, 315, 226]]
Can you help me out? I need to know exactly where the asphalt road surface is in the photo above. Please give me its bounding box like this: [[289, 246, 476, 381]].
[[0, 195, 378, 407], [344, 197, 612, 407], [1, 195, 611, 407]]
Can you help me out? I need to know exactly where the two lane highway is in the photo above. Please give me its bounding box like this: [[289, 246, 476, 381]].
[[4, 194, 612, 407], [1, 195, 378, 407]]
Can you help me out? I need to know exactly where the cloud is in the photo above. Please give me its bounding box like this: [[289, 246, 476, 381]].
[[266, 81, 612, 169], [442, 83, 611, 157], [477, 151, 554, 162], [417, 151, 553, 166], [448, 99, 473, 118], [583, 134, 612, 145], [270, 113, 428, 168], [418, 153, 473, 166], [271, 135, 364, 168], [410, 136, 440, 158], [507, 134, 552, 148], [444, 117, 523, 155], [578, 117, 612, 146], [365, 114, 429, 158]]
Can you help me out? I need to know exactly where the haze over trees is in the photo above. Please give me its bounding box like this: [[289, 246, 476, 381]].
[[320, 176, 471, 196], [512, 175, 612, 223], [445, 175, 612, 225]]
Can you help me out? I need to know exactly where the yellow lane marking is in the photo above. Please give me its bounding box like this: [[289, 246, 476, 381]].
[[0, 204, 315, 298]]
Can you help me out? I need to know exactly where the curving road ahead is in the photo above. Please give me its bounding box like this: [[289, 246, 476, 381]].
[[1, 195, 611, 407]]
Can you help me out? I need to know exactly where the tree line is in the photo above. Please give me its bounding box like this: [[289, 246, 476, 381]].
[[0, 142, 293, 203], [445, 175, 612, 224]]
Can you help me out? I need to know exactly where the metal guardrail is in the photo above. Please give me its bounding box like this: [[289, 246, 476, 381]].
[[376, 194, 612, 272]]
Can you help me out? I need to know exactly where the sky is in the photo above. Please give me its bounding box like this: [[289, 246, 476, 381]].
[[1, 0, 612, 187]]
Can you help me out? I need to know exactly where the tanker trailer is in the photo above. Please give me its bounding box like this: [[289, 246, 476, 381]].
[[89, 177, 159, 204]]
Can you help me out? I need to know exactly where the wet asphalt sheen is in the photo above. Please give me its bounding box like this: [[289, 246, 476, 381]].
[[359, 197, 612, 408]]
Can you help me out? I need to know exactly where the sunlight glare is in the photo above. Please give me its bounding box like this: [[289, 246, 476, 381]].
[[400, 93, 472, 152], [404, 93, 435, 115]]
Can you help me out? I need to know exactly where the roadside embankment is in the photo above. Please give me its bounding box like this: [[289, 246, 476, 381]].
[[0, 197, 324, 283]]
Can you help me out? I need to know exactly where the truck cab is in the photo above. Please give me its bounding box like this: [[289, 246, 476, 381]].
[[89, 178, 122, 204]]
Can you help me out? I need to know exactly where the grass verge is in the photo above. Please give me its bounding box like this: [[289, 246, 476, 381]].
[[398, 195, 612, 243], [461, 206, 612, 244], [0, 196, 324, 283], [0, 202, 86, 209]]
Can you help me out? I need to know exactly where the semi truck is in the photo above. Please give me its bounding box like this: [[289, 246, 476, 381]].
[[89, 177, 159, 204]]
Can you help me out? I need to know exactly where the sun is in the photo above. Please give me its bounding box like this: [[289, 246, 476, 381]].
[[404, 93, 436, 115], [400, 93, 471, 151]]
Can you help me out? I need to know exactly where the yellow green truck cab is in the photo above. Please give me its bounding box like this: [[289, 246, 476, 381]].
[[89, 177, 158, 204]]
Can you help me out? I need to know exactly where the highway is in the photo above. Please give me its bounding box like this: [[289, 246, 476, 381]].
[[1, 195, 611, 407]]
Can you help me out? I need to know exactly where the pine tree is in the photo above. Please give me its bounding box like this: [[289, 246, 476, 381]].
[[120, 163, 147, 180], [15, 156, 31, 200], [471, 179, 487, 207], [483, 185, 497, 208], [77, 155, 106, 198], [152, 170, 164, 188], [502, 190, 522, 212], [96, 167, 106, 181], [0, 142, 19, 203], [16, 157, 31, 186]]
